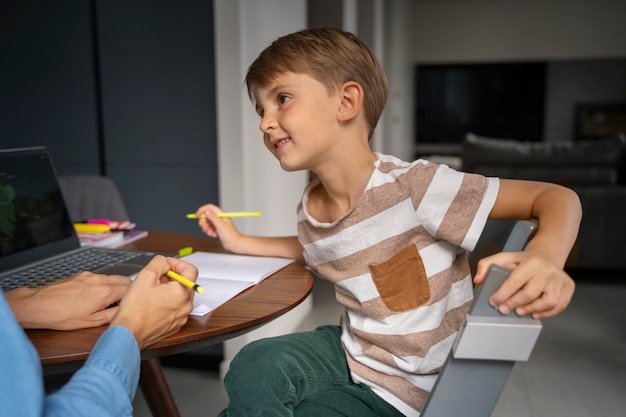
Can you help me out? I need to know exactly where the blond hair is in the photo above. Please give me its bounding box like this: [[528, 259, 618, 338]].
[[245, 27, 388, 140]]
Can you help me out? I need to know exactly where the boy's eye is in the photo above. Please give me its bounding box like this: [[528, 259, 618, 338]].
[[278, 94, 290, 104]]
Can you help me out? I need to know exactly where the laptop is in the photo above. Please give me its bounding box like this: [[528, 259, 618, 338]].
[[0, 146, 158, 292]]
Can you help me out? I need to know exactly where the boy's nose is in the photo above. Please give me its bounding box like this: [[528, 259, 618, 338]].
[[259, 112, 277, 133]]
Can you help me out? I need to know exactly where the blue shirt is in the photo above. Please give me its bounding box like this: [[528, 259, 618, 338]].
[[0, 291, 141, 417]]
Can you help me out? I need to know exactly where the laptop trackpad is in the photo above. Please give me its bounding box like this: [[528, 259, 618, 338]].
[[94, 254, 154, 277]]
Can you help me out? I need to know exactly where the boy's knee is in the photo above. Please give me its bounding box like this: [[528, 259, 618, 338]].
[[228, 338, 288, 377], [223, 337, 299, 402]]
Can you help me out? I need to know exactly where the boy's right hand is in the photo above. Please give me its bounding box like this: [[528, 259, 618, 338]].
[[195, 203, 243, 253], [195, 204, 304, 262]]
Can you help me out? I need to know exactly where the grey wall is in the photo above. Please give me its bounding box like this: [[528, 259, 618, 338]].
[[307, 0, 343, 28], [545, 59, 626, 142], [397, 0, 626, 156], [1, 1, 101, 173], [1, 0, 218, 236]]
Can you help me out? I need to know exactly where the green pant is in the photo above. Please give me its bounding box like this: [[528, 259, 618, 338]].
[[218, 325, 405, 417]]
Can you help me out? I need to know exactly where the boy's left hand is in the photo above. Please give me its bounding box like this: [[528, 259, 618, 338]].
[[473, 249, 575, 319]]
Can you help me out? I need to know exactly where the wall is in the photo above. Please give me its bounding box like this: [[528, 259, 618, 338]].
[[215, 0, 308, 239], [380, 0, 415, 160], [406, 0, 626, 62], [213, 0, 312, 378], [387, 0, 626, 154], [546, 59, 626, 141], [1, 1, 100, 172], [96, 1, 218, 236], [0, 0, 218, 236]]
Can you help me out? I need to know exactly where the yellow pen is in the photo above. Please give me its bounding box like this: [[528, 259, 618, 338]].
[[166, 270, 205, 294], [186, 211, 262, 219]]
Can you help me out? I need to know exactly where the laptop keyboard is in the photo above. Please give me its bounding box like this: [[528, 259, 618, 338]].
[[1, 248, 145, 292]]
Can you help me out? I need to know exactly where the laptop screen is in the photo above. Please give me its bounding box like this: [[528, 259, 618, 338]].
[[0, 147, 79, 272]]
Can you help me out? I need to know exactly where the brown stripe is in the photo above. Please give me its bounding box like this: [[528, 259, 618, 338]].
[[437, 173, 488, 245], [344, 184, 405, 227], [348, 301, 470, 359], [376, 159, 404, 174], [297, 181, 408, 245], [309, 227, 437, 283], [427, 253, 471, 305], [336, 255, 468, 321], [319, 248, 470, 318], [346, 352, 432, 412], [408, 162, 440, 212], [298, 160, 441, 245]]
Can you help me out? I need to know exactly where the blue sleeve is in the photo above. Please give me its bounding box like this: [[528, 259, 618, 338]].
[[44, 326, 141, 417], [0, 292, 46, 417], [0, 291, 141, 417]]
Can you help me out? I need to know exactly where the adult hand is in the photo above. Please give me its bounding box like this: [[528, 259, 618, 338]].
[[6, 272, 130, 330], [109, 255, 197, 350]]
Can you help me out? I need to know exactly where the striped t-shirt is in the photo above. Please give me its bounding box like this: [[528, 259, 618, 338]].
[[297, 153, 499, 416]]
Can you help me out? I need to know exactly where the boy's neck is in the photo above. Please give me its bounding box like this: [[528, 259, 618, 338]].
[[308, 149, 377, 222]]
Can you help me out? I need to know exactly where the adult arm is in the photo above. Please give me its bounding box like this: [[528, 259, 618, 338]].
[[0, 294, 137, 417], [5, 272, 130, 330], [44, 326, 141, 417], [0, 256, 196, 417]]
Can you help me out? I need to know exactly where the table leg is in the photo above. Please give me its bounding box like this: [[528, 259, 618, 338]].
[[139, 357, 181, 417]]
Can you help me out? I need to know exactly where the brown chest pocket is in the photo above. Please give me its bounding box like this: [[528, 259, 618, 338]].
[[368, 244, 430, 312]]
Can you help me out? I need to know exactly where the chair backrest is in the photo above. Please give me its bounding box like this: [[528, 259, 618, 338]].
[[58, 175, 129, 222], [421, 219, 539, 417]]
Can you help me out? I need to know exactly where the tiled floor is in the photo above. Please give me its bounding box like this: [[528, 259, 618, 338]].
[[133, 271, 626, 416]]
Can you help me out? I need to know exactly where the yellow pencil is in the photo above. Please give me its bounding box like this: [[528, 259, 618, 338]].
[[186, 211, 262, 219], [166, 270, 205, 294]]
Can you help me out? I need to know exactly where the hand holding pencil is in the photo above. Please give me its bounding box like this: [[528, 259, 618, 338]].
[[191, 203, 251, 253], [110, 255, 198, 349], [186, 211, 262, 219], [166, 269, 204, 293]]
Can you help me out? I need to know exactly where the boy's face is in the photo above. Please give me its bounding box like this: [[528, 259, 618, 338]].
[[253, 72, 341, 172]]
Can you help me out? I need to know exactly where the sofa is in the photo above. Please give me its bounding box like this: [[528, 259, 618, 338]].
[[461, 132, 626, 270]]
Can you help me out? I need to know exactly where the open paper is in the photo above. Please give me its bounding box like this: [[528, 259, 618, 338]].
[[181, 251, 295, 316]]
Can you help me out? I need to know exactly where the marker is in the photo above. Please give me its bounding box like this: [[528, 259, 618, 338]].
[[186, 211, 262, 219], [177, 246, 193, 257], [87, 218, 111, 225], [77, 219, 111, 225], [74, 223, 111, 233], [166, 270, 204, 294]]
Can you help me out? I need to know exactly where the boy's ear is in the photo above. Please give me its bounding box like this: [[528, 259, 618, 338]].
[[337, 81, 364, 123]]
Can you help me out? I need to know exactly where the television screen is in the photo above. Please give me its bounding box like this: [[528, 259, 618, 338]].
[[415, 62, 546, 143]]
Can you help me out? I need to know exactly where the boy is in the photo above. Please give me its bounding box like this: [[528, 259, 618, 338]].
[[194, 27, 581, 416]]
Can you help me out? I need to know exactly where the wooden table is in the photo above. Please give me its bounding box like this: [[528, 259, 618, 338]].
[[27, 230, 313, 416]]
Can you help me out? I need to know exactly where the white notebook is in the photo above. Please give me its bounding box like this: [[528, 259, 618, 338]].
[[181, 251, 295, 316]]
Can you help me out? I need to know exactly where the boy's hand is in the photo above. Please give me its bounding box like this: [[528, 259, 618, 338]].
[[473, 250, 575, 319], [194, 203, 243, 252]]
